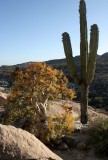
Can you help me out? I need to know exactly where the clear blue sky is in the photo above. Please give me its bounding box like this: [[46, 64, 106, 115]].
[[0, 0, 108, 66]]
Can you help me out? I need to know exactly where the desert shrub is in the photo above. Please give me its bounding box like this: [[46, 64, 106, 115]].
[[89, 118, 108, 156], [3, 62, 75, 142], [47, 102, 75, 142], [92, 97, 104, 108]]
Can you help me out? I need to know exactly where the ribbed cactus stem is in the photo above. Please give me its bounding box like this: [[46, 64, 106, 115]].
[[79, 0, 88, 84], [62, 32, 80, 85], [87, 24, 99, 85], [62, 0, 99, 124]]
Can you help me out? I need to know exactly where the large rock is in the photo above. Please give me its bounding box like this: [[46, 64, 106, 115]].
[[0, 92, 8, 119], [0, 124, 62, 160], [0, 92, 8, 100], [0, 92, 8, 110]]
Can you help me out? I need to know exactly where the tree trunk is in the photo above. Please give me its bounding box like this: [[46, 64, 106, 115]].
[[80, 84, 89, 124]]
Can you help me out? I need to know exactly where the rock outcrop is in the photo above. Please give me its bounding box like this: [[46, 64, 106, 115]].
[[0, 92, 8, 107], [0, 124, 62, 160], [0, 92, 8, 118]]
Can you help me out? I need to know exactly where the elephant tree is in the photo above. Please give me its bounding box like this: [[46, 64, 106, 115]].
[[62, 0, 99, 124], [3, 62, 75, 142]]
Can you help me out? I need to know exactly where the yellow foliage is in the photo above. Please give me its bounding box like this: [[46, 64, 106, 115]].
[[4, 62, 75, 142], [47, 102, 75, 141]]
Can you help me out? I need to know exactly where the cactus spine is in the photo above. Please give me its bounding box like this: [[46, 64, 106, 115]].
[[62, 0, 99, 124]]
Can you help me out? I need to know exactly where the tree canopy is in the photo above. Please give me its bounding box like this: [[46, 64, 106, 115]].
[[3, 62, 75, 141]]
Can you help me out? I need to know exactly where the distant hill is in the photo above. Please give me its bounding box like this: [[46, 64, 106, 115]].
[[46, 53, 108, 109], [101, 52, 108, 60], [0, 62, 34, 82], [0, 53, 108, 109]]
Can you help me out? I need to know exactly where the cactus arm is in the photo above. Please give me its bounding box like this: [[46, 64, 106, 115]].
[[79, 0, 88, 83], [62, 32, 80, 85], [87, 24, 99, 85]]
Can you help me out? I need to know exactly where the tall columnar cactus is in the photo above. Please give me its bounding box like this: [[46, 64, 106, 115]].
[[62, 0, 99, 124]]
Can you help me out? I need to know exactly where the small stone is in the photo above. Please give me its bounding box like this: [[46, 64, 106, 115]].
[[58, 142, 68, 151], [77, 142, 86, 150], [74, 121, 83, 132], [62, 136, 75, 149], [80, 125, 89, 134]]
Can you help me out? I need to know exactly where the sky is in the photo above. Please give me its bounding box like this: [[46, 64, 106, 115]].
[[0, 0, 108, 66]]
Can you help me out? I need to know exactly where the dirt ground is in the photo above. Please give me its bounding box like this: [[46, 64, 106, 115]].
[[53, 149, 108, 160]]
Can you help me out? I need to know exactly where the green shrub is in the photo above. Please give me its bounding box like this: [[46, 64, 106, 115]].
[[93, 97, 104, 107], [89, 118, 108, 156]]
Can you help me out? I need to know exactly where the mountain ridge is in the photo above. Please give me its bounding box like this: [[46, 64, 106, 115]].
[[1, 53, 107, 68], [0, 52, 108, 109]]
